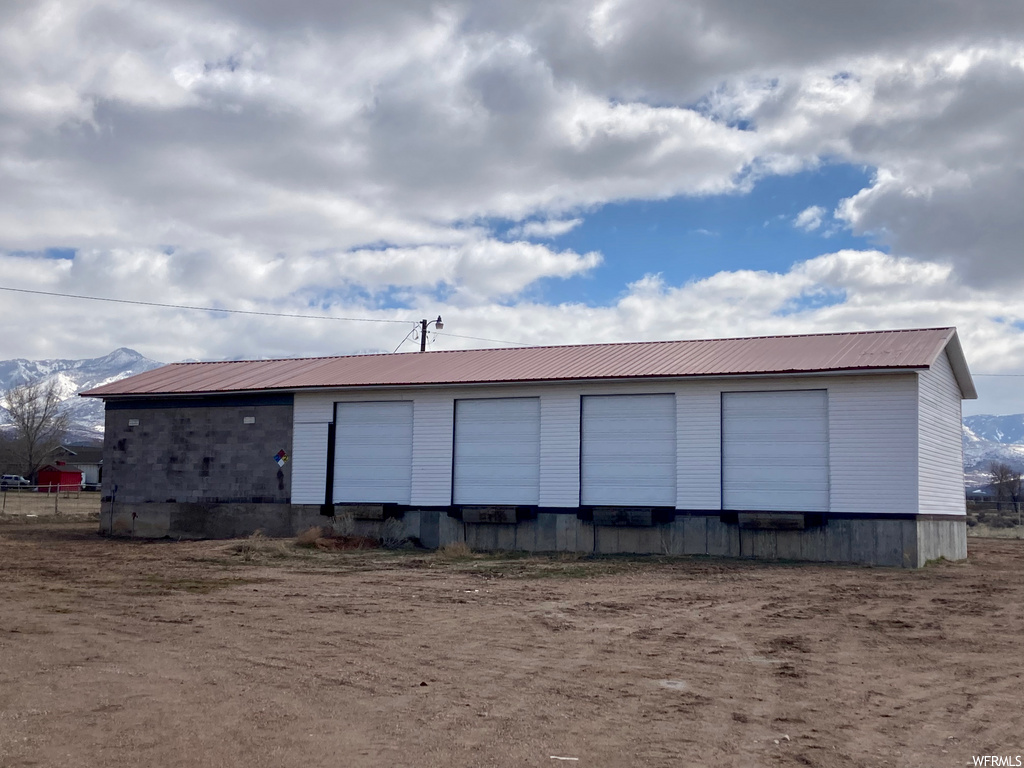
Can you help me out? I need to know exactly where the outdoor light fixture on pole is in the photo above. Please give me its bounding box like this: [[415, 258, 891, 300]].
[[419, 315, 443, 352]]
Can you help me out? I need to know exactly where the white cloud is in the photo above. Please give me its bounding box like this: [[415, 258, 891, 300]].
[[793, 205, 825, 232], [3, 3, 1021, 271], [0, 1, 1022, 413], [724, 44, 1024, 285], [2, 245, 1023, 412], [507, 218, 583, 239]]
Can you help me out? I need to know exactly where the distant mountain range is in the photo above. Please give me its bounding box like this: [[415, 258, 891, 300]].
[[962, 414, 1024, 489], [0, 348, 163, 443], [1, 349, 1022, 488]]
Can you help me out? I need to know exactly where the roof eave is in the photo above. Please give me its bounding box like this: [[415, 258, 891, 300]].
[[930, 329, 977, 400], [80, 365, 929, 400]]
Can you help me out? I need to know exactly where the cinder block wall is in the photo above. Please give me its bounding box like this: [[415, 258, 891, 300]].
[[103, 397, 294, 504]]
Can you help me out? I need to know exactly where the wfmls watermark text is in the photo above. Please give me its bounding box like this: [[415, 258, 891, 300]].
[[973, 757, 1022, 767]]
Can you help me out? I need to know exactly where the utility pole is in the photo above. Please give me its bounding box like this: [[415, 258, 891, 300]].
[[419, 315, 444, 352]]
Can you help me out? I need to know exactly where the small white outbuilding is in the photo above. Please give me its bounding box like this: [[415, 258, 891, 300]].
[[83, 326, 975, 566]]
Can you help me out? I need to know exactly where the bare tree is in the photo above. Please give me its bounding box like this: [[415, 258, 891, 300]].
[[989, 461, 1022, 512], [0, 431, 18, 475], [1, 379, 71, 480]]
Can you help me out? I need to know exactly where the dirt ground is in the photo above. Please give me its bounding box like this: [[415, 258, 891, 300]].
[[1, 518, 1022, 768]]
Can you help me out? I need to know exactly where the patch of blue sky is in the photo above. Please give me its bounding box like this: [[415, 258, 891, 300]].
[[10, 247, 77, 260], [774, 288, 848, 316], [988, 317, 1024, 332], [304, 284, 419, 314], [520, 162, 877, 306]]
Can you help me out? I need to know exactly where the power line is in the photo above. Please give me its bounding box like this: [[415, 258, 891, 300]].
[[10, 284, 1020, 359], [973, 373, 1024, 377], [0, 285, 535, 351], [393, 327, 418, 353], [435, 330, 532, 347], [0, 285, 416, 325]]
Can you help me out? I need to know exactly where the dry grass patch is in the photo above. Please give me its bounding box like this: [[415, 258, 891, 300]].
[[969, 523, 1024, 539], [315, 534, 379, 551], [295, 526, 323, 548], [227, 530, 291, 561], [379, 518, 407, 549], [436, 541, 472, 560], [295, 525, 378, 551]]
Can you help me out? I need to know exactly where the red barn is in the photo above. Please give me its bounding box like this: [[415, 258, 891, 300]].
[[36, 464, 83, 493]]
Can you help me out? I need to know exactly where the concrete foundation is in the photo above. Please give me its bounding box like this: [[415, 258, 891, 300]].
[[101, 504, 968, 568]]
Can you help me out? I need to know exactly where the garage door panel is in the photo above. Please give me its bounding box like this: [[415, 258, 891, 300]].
[[584, 419, 669, 434], [454, 398, 540, 505], [728, 478, 829, 491], [456, 460, 538, 479], [581, 394, 676, 506], [456, 423, 535, 439], [724, 444, 829, 461], [583, 461, 676, 480], [585, 435, 675, 450], [333, 401, 413, 504], [456, 441, 538, 459], [733, 465, 829, 483], [339, 459, 411, 478], [722, 390, 829, 512], [729, 430, 827, 444], [726, 483, 829, 511]]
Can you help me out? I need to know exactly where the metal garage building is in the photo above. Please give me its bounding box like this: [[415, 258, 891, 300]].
[[82, 327, 975, 566]]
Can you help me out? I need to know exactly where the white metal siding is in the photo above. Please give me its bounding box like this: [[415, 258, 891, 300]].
[[333, 402, 414, 504], [454, 398, 540, 505], [291, 421, 329, 504], [919, 350, 966, 515], [410, 393, 454, 506], [581, 394, 676, 506], [828, 376, 918, 514], [676, 385, 721, 509], [295, 373, 924, 515], [540, 390, 581, 507], [722, 390, 829, 512], [293, 392, 336, 423]]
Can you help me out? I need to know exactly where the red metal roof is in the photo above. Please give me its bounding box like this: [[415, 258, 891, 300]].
[[80, 327, 976, 399]]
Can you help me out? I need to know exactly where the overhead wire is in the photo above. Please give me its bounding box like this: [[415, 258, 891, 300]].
[[434, 330, 532, 347], [5, 284, 1023, 361], [0, 285, 416, 325], [393, 327, 419, 353], [0, 284, 537, 351]]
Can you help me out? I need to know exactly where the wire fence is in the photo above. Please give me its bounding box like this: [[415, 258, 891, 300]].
[[0, 487, 102, 516], [966, 500, 1024, 538]]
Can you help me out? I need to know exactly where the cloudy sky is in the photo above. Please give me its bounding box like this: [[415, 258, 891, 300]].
[[1, 0, 1022, 414]]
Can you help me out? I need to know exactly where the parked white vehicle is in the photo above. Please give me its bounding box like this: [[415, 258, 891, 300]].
[[1, 475, 32, 490]]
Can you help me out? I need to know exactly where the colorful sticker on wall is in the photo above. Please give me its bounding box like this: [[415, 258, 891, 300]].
[[274, 449, 289, 467]]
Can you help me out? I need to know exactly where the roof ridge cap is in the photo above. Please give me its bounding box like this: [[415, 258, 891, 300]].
[[161, 327, 954, 366]]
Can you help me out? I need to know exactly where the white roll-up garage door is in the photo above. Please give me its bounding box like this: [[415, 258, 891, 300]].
[[581, 394, 676, 506], [453, 397, 540, 505], [333, 401, 413, 504], [722, 390, 829, 512]]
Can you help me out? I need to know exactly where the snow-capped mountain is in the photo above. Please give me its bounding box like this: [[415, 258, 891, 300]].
[[962, 414, 1024, 489], [0, 348, 164, 442], [963, 414, 1024, 446]]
